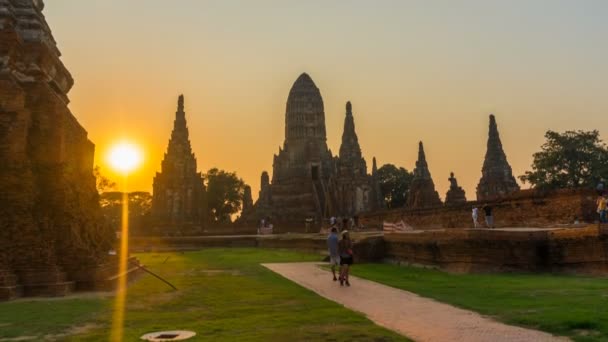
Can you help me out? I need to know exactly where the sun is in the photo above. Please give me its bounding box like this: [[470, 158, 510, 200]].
[[107, 141, 143, 174]]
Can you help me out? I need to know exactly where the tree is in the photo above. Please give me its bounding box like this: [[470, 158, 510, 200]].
[[93, 165, 115, 193], [205, 168, 246, 223], [99, 191, 152, 235], [376, 164, 414, 208], [520, 130, 608, 189]]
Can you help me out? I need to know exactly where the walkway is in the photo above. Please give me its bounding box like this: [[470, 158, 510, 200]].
[[262, 263, 569, 342]]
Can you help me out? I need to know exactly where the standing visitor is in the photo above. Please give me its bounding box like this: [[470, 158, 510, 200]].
[[483, 204, 494, 228], [597, 180, 605, 196], [338, 231, 354, 286], [471, 206, 479, 228], [327, 227, 340, 281], [597, 194, 607, 227]]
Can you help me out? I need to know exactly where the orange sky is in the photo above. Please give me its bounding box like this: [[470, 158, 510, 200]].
[[44, 1, 608, 200]]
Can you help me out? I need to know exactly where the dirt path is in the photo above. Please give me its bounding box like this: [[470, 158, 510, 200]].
[[262, 263, 569, 342]]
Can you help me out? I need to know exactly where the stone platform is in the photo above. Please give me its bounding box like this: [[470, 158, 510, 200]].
[[130, 227, 608, 275], [384, 226, 608, 274]]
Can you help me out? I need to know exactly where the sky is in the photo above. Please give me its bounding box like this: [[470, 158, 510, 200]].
[[44, 0, 608, 200]]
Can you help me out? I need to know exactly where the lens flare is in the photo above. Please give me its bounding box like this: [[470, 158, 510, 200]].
[[106, 140, 142, 341], [107, 142, 143, 174]]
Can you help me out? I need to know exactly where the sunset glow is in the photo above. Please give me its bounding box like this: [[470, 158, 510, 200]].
[[107, 142, 143, 174]]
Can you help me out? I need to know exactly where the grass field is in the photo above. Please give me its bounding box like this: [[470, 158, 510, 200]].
[[0, 249, 408, 341], [351, 263, 608, 342]]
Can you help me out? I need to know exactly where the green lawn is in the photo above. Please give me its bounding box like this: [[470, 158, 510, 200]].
[[351, 263, 608, 342], [0, 249, 408, 341]]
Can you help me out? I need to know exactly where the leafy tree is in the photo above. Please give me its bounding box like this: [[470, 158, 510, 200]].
[[205, 168, 246, 223], [94, 165, 115, 193], [520, 130, 608, 189], [376, 164, 414, 208], [99, 191, 152, 235]]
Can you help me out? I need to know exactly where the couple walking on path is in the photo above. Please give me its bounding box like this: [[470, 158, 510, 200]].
[[327, 227, 353, 286]]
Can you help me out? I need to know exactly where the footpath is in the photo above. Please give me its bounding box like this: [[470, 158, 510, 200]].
[[262, 263, 569, 342]]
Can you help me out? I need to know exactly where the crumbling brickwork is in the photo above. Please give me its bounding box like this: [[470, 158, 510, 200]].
[[0, 0, 113, 299]]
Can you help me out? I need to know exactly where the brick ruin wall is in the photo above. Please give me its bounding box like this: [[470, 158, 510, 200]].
[[0, 0, 114, 300], [359, 189, 597, 230], [383, 227, 608, 275]]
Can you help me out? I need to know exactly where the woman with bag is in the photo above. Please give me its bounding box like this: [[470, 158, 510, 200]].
[[338, 231, 354, 286]]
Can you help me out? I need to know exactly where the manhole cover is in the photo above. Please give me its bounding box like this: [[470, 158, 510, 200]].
[[140, 330, 196, 341]]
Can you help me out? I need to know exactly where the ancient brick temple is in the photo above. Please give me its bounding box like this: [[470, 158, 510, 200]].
[[445, 172, 467, 206], [406, 142, 443, 208], [151, 95, 206, 235], [476, 114, 520, 201], [251, 73, 380, 226], [0, 0, 114, 299], [336, 101, 381, 216]]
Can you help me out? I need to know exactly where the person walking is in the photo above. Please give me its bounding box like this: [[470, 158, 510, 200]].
[[327, 227, 340, 281], [472, 206, 479, 228], [483, 204, 494, 228], [338, 231, 354, 286], [597, 194, 607, 227]]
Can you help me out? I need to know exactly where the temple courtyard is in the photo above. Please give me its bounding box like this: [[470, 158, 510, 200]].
[[1, 248, 606, 341]]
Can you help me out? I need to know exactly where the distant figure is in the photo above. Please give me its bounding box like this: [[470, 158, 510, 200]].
[[597, 180, 605, 196], [483, 204, 494, 228], [597, 194, 607, 227], [471, 206, 479, 228], [338, 231, 354, 286], [342, 217, 349, 231], [327, 227, 340, 281], [330, 216, 337, 226]]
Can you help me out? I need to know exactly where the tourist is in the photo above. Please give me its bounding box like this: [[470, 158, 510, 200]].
[[597, 194, 607, 226], [330, 216, 336, 226], [597, 180, 606, 196], [327, 227, 340, 281], [338, 231, 354, 286], [471, 206, 479, 228], [483, 204, 494, 228]]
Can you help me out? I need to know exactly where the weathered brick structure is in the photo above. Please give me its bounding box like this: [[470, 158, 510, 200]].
[[0, 0, 114, 299], [336, 101, 381, 216], [361, 188, 596, 230], [477, 114, 520, 201], [406, 142, 443, 209], [151, 95, 207, 235], [250, 73, 381, 227]]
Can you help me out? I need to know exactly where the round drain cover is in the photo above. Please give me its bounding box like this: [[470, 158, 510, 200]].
[[140, 330, 196, 341]]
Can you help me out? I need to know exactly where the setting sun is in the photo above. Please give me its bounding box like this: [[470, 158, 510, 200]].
[[107, 141, 143, 174]]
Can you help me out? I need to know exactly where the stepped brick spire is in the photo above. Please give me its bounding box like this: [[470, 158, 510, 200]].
[[476, 114, 520, 201], [445, 172, 467, 206], [152, 95, 207, 234], [339, 101, 362, 161], [338, 101, 366, 175], [406, 142, 442, 208], [242, 185, 254, 215], [244, 74, 379, 227], [255, 72, 336, 224], [372, 157, 378, 175], [370, 156, 385, 210], [336, 101, 372, 215]]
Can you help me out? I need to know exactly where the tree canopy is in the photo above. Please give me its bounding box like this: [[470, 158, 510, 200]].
[[519, 130, 608, 189], [99, 191, 152, 235], [93, 165, 115, 193], [376, 164, 414, 208], [205, 168, 247, 223]]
